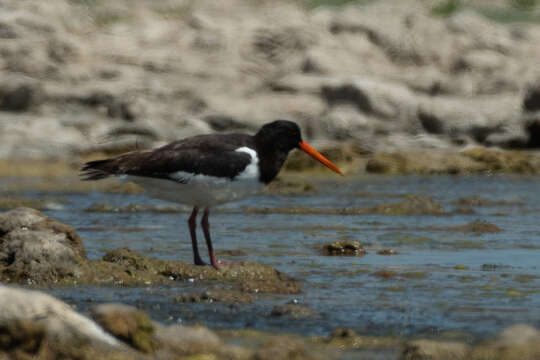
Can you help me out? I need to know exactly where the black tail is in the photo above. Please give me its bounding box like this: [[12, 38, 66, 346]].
[[80, 159, 115, 181]]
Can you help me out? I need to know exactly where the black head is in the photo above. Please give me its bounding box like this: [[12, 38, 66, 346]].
[[254, 120, 303, 152]]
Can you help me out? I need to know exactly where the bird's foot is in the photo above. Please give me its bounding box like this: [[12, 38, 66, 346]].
[[211, 258, 231, 270], [193, 257, 207, 266]]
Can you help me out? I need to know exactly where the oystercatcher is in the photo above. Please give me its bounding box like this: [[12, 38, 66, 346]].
[[81, 120, 342, 269]]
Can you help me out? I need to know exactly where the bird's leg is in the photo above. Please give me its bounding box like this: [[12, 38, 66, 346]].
[[188, 206, 206, 266], [201, 208, 227, 270]]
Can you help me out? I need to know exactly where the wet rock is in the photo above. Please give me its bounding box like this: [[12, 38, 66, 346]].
[[402, 339, 470, 360], [0, 207, 86, 283], [370, 195, 445, 215], [0, 198, 65, 211], [263, 177, 316, 195], [155, 324, 225, 357], [322, 240, 366, 256], [284, 143, 367, 172], [270, 304, 319, 319], [240, 276, 302, 295], [373, 270, 397, 279], [176, 289, 254, 304], [377, 249, 398, 255], [366, 148, 540, 175], [428, 221, 501, 234], [366, 151, 483, 175], [451, 196, 522, 207], [461, 147, 540, 174], [330, 327, 357, 339], [79, 247, 301, 293], [90, 303, 158, 353], [245, 195, 445, 216], [323, 327, 401, 351], [217, 249, 248, 257], [86, 203, 183, 213], [253, 335, 319, 360]]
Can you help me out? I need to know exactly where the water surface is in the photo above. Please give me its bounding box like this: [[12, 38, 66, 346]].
[[3, 175, 540, 340]]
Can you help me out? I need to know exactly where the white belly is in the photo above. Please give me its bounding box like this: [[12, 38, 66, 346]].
[[124, 175, 264, 208]]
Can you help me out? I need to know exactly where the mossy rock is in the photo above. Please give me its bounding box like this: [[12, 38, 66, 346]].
[[90, 303, 158, 353], [322, 240, 366, 256]]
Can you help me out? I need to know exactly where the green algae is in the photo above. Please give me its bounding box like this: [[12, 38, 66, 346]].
[[402, 271, 428, 280], [514, 274, 538, 283]]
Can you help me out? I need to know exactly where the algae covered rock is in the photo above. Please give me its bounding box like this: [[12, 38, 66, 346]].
[[370, 195, 445, 215], [90, 303, 158, 353], [270, 304, 320, 319], [402, 339, 470, 360], [429, 220, 501, 235], [176, 289, 254, 304], [322, 240, 366, 256], [0, 207, 86, 283]]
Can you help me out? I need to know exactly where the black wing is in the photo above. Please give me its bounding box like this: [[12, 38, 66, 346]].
[[81, 134, 254, 181]]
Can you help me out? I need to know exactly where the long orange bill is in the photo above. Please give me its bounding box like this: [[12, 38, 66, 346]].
[[298, 141, 344, 175]]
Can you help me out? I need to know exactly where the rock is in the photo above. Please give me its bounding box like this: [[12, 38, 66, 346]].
[[155, 324, 223, 356], [496, 324, 540, 347], [461, 147, 540, 174], [0, 285, 120, 348], [0, 207, 86, 283], [451, 196, 521, 207], [377, 249, 398, 255], [90, 303, 158, 353], [0, 77, 43, 112], [322, 241, 366, 256], [176, 289, 254, 304], [270, 304, 319, 319], [366, 151, 482, 175], [453, 50, 507, 74], [369, 195, 445, 215], [372, 270, 397, 279], [526, 118, 540, 148], [428, 221, 501, 234], [416, 95, 520, 144], [263, 177, 316, 195], [253, 335, 318, 360], [77, 247, 302, 292], [366, 148, 540, 175], [330, 327, 357, 339], [1, 0, 540, 161], [402, 339, 470, 360], [321, 78, 419, 124], [77, 91, 138, 121], [523, 83, 540, 112]]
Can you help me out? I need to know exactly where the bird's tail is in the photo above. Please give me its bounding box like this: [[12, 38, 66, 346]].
[[80, 159, 118, 181]]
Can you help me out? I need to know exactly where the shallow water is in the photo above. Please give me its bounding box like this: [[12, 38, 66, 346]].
[[3, 175, 540, 340]]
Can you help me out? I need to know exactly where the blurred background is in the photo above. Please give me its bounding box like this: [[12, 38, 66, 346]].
[[1, 0, 539, 174], [2, 2, 540, 358]]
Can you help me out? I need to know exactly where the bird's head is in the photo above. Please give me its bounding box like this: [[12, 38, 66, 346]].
[[255, 120, 343, 175]]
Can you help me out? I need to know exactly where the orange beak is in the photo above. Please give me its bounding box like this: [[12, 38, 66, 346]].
[[298, 141, 343, 175]]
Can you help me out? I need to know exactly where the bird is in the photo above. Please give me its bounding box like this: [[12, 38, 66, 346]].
[[81, 120, 343, 269]]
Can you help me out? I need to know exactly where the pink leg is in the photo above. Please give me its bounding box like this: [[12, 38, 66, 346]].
[[188, 206, 206, 266], [201, 208, 227, 270]]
